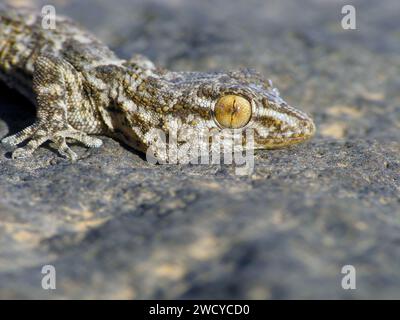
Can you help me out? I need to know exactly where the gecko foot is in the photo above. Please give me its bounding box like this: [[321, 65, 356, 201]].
[[2, 126, 103, 161], [2, 53, 104, 161]]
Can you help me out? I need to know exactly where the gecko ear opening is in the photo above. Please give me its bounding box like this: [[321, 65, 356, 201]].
[[214, 95, 252, 129]]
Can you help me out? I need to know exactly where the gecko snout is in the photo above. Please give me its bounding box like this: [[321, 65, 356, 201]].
[[296, 115, 316, 141]]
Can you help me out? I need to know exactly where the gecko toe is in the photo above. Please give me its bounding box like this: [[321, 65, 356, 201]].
[[1, 136, 13, 147], [90, 137, 103, 148], [1, 124, 41, 147], [69, 134, 103, 148], [55, 137, 79, 162], [12, 147, 34, 159], [2, 135, 20, 147], [59, 148, 78, 162]]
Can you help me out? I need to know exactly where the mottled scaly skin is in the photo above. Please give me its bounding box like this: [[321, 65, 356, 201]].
[[0, 5, 315, 163]]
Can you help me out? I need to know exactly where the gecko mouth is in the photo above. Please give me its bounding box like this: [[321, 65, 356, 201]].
[[253, 120, 316, 149]]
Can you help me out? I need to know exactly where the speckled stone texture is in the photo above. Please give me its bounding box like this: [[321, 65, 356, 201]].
[[0, 0, 399, 299]]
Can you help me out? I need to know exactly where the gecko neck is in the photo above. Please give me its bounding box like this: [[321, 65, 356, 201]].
[[89, 63, 166, 150]]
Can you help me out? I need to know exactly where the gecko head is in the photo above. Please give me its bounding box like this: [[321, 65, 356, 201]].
[[191, 69, 316, 149], [141, 68, 316, 163]]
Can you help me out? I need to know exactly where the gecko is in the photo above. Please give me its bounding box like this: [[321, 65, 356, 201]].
[[0, 5, 315, 163]]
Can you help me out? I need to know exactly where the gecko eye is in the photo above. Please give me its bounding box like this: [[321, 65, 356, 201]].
[[214, 95, 252, 129]]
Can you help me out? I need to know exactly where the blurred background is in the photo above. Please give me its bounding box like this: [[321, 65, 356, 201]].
[[0, 0, 399, 299]]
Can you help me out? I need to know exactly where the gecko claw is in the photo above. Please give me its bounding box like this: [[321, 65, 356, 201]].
[[1, 137, 13, 147]]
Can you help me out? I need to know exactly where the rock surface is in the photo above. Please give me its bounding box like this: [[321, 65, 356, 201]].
[[0, 0, 399, 299]]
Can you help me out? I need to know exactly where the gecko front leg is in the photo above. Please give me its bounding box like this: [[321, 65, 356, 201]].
[[2, 54, 103, 161]]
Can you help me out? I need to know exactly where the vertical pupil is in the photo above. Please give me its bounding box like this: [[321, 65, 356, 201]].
[[214, 95, 251, 128]]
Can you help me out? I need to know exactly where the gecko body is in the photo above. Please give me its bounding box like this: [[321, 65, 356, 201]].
[[0, 5, 315, 163]]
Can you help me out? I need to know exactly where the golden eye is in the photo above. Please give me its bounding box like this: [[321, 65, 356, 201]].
[[214, 95, 252, 129]]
